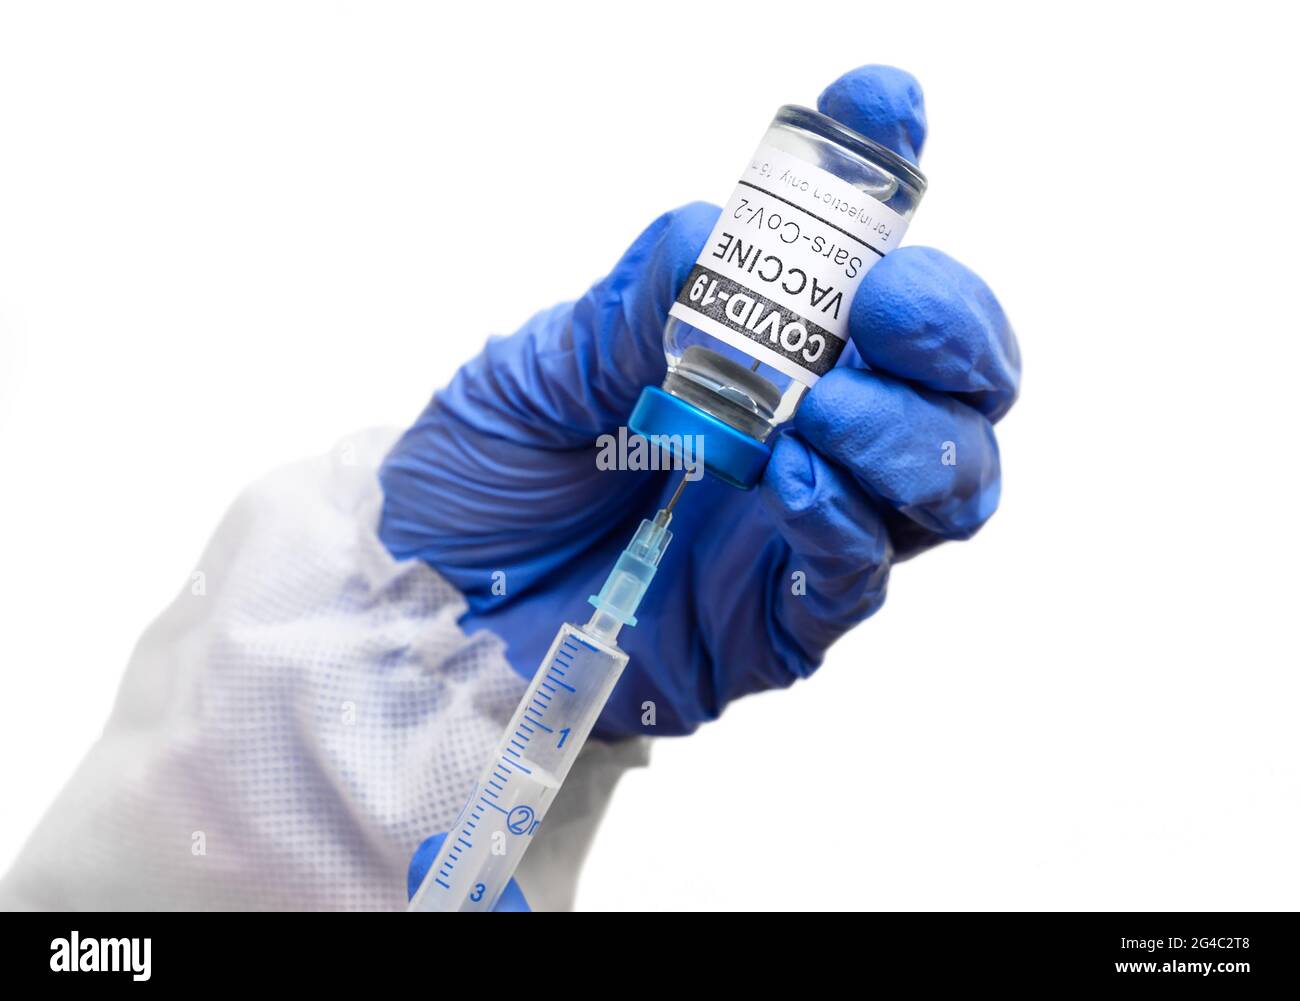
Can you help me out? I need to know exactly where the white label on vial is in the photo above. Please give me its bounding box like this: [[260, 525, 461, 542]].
[[670, 141, 910, 386]]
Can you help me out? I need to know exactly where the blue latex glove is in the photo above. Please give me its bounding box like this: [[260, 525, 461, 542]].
[[408, 833, 530, 912], [380, 65, 1021, 738]]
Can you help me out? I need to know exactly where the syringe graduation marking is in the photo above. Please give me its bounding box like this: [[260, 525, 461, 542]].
[[427, 638, 587, 901]]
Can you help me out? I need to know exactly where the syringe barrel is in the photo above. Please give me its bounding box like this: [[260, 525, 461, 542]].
[[408, 621, 629, 912]]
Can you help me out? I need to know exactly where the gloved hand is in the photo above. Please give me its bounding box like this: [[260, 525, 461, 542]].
[[408, 833, 530, 912], [381, 65, 1021, 738]]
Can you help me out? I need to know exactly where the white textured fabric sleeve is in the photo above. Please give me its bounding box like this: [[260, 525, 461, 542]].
[[0, 429, 649, 911]]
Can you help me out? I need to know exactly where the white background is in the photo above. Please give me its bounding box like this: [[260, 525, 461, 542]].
[[2, 1, 1297, 911]]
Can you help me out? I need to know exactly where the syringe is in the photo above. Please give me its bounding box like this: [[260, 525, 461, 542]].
[[408, 485, 684, 912]]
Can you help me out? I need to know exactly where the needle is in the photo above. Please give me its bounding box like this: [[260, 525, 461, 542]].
[[665, 473, 690, 514], [654, 474, 691, 528]]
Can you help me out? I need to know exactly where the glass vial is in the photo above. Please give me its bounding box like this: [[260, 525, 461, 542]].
[[662, 106, 927, 442]]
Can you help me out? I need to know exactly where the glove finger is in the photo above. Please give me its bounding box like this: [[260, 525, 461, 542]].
[[491, 879, 532, 913], [407, 832, 532, 912], [436, 201, 718, 448], [618, 447, 891, 726], [850, 246, 1021, 421], [796, 366, 1002, 541], [759, 433, 893, 661], [817, 65, 927, 163]]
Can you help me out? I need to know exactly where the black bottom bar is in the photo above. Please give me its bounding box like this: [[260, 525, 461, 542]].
[[0, 911, 1289, 989]]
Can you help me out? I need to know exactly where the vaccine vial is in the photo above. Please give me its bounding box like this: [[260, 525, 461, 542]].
[[630, 105, 926, 488]]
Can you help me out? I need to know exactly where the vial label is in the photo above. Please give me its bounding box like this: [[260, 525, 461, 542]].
[[669, 139, 910, 386]]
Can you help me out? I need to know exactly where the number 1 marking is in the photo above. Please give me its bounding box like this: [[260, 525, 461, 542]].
[[557, 728, 571, 749]]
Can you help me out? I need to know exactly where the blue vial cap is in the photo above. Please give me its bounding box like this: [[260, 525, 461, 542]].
[[627, 386, 771, 490]]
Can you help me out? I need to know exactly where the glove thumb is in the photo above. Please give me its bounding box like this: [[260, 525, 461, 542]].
[[434, 202, 719, 450]]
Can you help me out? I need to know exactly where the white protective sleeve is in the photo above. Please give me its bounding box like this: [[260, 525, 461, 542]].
[[0, 429, 649, 911]]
